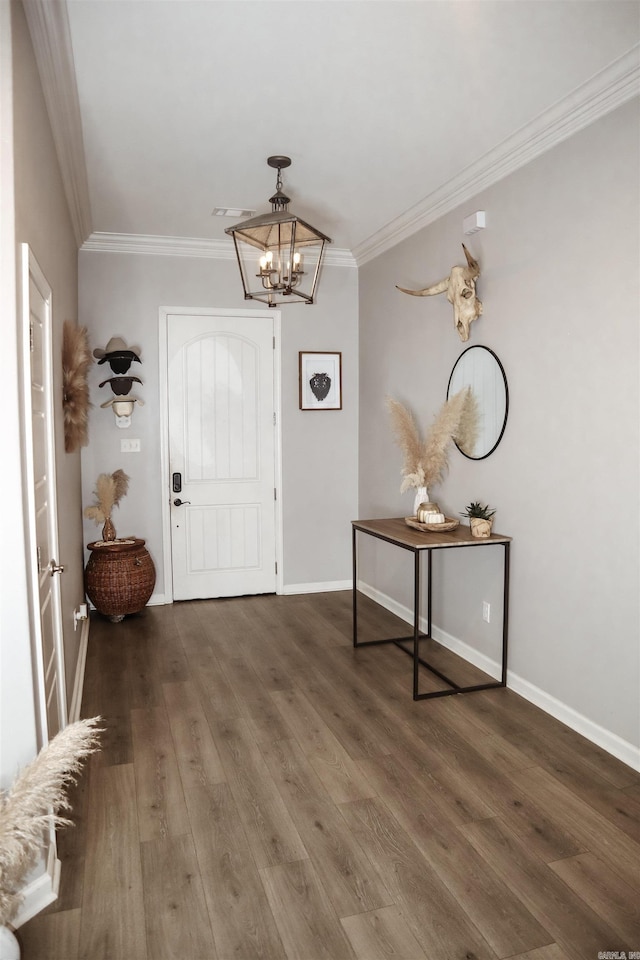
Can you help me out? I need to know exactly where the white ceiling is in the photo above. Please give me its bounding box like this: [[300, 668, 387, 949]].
[[38, 1, 640, 260]]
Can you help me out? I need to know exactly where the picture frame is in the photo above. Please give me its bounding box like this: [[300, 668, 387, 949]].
[[299, 351, 342, 410]]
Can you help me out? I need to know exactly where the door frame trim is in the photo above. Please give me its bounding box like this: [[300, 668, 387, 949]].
[[158, 306, 283, 601], [19, 243, 67, 741]]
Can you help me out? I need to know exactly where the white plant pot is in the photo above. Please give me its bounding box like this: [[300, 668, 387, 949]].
[[412, 486, 428, 516], [0, 926, 20, 960]]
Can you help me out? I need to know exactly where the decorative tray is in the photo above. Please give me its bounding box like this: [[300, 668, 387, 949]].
[[404, 516, 459, 533]]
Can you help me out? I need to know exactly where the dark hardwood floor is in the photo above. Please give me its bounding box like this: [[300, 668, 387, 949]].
[[18, 591, 640, 960]]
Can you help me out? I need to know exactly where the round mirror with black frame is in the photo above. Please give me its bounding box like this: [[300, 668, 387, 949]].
[[447, 345, 508, 460]]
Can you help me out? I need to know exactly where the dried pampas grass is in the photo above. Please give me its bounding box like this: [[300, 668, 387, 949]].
[[387, 388, 478, 494], [84, 469, 130, 525], [62, 321, 93, 453], [0, 718, 102, 925]]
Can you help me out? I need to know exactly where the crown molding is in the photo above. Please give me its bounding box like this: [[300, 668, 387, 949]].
[[353, 45, 640, 266], [22, 0, 92, 246], [81, 231, 357, 267]]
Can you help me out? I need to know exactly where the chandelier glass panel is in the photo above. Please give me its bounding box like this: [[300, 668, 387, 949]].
[[226, 156, 331, 307]]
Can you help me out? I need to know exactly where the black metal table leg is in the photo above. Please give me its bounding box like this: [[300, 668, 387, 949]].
[[352, 524, 358, 647], [412, 549, 421, 698], [501, 540, 510, 686]]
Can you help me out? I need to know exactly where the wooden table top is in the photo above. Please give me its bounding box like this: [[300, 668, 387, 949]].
[[352, 517, 511, 550]]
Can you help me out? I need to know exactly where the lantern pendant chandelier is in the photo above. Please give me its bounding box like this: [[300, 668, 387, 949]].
[[225, 156, 331, 307]]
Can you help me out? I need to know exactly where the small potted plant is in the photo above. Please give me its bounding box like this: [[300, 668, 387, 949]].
[[461, 501, 496, 538]]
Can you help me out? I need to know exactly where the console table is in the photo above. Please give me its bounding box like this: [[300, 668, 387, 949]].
[[352, 518, 511, 700]]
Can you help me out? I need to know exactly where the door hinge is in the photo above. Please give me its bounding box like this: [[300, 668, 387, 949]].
[[29, 322, 34, 352], [36, 545, 42, 573], [273, 411, 276, 426], [273, 336, 276, 349], [274, 487, 277, 501], [275, 561, 278, 574]]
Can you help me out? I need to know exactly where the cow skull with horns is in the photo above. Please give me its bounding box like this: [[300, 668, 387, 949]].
[[396, 244, 482, 342]]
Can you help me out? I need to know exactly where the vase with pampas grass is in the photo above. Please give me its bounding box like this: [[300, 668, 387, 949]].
[[84, 469, 129, 541], [387, 389, 478, 514], [0, 719, 102, 956]]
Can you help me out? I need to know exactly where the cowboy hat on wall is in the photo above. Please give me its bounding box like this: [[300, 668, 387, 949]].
[[93, 337, 142, 374]]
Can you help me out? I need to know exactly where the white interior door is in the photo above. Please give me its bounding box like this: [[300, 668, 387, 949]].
[[167, 312, 277, 600], [21, 244, 66, 742]]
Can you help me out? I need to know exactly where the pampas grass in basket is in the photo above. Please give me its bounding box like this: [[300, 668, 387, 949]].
[[0, 718, 101, 928], [387, 388, 478, 502]]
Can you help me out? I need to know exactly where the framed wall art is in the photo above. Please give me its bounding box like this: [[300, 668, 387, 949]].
[[299, 351, 342, 410]]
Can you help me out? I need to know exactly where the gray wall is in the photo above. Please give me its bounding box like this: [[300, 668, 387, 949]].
[[78, 252, 359, 595], [358, 99, 639, 755]]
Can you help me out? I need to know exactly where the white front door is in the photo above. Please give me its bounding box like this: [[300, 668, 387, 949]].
[[167, 311, 278, 600], [21, 245, 67, 741]]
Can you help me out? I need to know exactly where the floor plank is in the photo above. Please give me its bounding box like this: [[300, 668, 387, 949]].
[[340, 904, 428, 960], [270, 687, 377, 803], [17, 908, 81, 960], [77, 763, 147, 960], [549, 852, 640, 945], [353, 753, 552, 958], [162, 679, 226, 786], [339, 796, 499, 960], [140, 834, 215, 959], [211, 716, 308, 868], [460, 816, 624, 960], [260, 858, 357, 960], [508, 764, 640, 891], [130, 704, 191, 842], [259, 736, 392, 918], [188, 781, 287, 960]]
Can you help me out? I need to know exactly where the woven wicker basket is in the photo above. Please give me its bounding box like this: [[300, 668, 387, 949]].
[[85, 538, 155, 621]]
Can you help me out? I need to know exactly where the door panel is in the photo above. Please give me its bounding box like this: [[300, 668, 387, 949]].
[[21, 245, 66, 743], [168, 313, 276, 600]]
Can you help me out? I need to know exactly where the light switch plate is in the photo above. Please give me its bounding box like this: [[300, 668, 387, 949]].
[[121, 438, 141, 452]]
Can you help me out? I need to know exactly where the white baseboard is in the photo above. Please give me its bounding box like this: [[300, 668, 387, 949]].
[[358, 579, 640, 773], [282, 579, 352, 596], [507, 673, 640, 772], [13, 846, 60, 929], [68, 616, 90, 723], [148, 591, 169, 606]]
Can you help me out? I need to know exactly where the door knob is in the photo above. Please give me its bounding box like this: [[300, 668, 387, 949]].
[[49, 560, 65, 576], [173, 498, 191, 506]]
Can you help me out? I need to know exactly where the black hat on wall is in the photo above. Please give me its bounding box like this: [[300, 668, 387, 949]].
[[98, 375, 143, 396], [93, 337, 142, 374]]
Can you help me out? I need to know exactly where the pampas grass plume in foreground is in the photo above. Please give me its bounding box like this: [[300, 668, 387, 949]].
[[0, 718, 102, 925]]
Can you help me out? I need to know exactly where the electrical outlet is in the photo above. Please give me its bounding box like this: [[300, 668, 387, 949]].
[[73, 603, 88, 630], [121, 438, 141, 453], [482, 601, 491, 623]]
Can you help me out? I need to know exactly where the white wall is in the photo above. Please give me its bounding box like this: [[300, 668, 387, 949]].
[[78, 251, 359, 596], [358, 99, 639, 764], [1, 0, 82, 789]]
